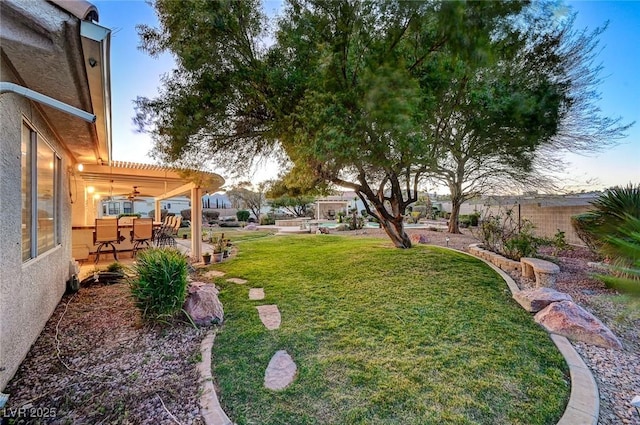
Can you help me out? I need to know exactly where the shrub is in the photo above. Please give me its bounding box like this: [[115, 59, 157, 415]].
[[203, 209, 220, 223], [475, 207, 544, 260], [129, 248, 189, 322], [118, 213, 141, 219], [148, 209, 169, 220], [550, 229, 571, 256], [259, 214, 275, 225], [180, 209, 191, 221], [469, 212, 480, 227], [236, 210, 250, 222], [571, 213, 602, 252], [106, 262, 125, 274]]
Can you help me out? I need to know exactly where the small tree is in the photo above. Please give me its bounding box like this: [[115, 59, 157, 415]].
[[269, 196, 315, 217], [236, 209, 250, 222], [226, 181, 267, 220]]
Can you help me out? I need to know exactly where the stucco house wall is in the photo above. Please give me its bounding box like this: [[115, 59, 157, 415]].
[[0, 60, 74, 390]]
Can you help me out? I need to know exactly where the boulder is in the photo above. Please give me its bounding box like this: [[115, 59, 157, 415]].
[[513, 288, 573, 313], [534, 301, 622, 349], [183, 282, 224, 326]]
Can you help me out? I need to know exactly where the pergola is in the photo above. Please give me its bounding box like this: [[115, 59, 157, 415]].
[[315, 199, 350, 220], [73, 160, 224, 259]]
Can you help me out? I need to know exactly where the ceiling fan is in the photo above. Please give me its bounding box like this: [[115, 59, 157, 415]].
[[127, 186, 141, 201]]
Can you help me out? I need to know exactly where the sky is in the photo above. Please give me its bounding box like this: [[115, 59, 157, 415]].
[[94, 0, 639, 193]]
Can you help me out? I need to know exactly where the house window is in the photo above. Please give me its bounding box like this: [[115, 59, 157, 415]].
[[107, 202, 120, 215], [21, 121, 60, 261], [123, 201, 133, 214]]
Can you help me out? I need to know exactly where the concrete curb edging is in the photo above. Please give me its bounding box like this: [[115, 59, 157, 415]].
[[197, 330, 233, 425], [449, 245, 599, 425]]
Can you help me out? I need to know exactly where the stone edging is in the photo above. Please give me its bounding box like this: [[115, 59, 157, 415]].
[[439, 245, 599, 425], [197, 330, 233, 425]]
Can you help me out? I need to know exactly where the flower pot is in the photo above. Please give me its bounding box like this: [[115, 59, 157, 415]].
[[202, 255, 211, 265], [212, 253, 224, 263]]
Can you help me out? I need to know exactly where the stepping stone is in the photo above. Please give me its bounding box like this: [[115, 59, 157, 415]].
[[249, 288, 265, 300], [204, 270, 226, 279], [256, 305, 281, 330], [227, 278, 247, 284], [264, 350, 297, 391]]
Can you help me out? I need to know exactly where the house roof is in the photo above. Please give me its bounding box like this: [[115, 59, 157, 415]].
[[0, 0, 111, 164]]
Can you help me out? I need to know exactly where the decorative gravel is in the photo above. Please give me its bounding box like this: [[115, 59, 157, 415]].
[[3, 283, 206, 424], [3, 228, 638, 424]]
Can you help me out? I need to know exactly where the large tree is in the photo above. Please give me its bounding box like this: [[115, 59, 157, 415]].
[[422, 15, 632, 233], [135, 0, 604, 247]]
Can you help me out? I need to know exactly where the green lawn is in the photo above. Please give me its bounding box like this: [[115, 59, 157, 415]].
[[209, 235, 569, 425]]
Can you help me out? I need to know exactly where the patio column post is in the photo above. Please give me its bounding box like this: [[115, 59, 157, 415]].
[[191, 186, 202, 260], [154, 199, 161, 222]]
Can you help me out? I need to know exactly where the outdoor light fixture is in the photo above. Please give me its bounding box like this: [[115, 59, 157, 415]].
[[88, 57, 97, 67], [446, 237, 450, 247], [77, 163, 84, 172], [87, 186, 95, 194]]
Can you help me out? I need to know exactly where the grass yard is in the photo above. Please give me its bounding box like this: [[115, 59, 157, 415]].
[[209, 235, 569, 425]]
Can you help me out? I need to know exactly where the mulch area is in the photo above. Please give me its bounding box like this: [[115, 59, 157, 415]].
[[3, 227, 638, 424], [3, 282, 205, 425]]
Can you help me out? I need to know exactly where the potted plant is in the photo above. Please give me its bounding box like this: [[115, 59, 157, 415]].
[[202, 252, 212, 265], [212, 235, 227, 262]]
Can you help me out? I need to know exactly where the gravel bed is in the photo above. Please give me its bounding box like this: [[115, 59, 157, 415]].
[[3, 228, 638, 424], [3, 283, 206, 424]]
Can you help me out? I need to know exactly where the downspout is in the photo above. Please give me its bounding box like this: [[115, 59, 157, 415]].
[[0, 81, 96, 123]]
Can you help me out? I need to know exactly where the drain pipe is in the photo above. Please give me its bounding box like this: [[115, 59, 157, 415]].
[[0, 81, 96, 123]]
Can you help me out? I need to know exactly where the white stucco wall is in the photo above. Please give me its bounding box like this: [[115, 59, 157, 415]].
[[0, 60, 73, 390]]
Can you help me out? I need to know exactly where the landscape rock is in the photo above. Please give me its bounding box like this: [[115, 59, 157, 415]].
[[249, 288, 265, 300], [264, 350, 297, 390], [256, 304, 281, 330], [183, 282, 224, 326], [204, 270, 226, 279], [513, 288, 573, 312], [227, 278, 247, 284], [534, 301, 622, 349]]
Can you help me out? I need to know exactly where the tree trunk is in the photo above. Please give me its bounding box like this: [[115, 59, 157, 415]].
[[378, 217, 412, 248], [448, 199, 462, 234]]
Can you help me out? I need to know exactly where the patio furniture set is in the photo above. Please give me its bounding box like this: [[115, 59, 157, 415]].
[[93, 216, 183, 263]]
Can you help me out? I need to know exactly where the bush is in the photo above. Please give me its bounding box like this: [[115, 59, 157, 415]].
[[475, 208, 545, 260], [259, 214, 275, 225], [236, 210, 250, 222], [117, 213, 141, 219], [148, 209, 169, 220], [469, 212, 480, 227], [203, 209, 220, 223], [180, 209, 191, 221], [129, 248, 189, 322]]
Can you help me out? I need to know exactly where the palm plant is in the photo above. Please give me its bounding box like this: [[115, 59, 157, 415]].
[[572, 183, 640, 256], [596, 214, 640, 294]]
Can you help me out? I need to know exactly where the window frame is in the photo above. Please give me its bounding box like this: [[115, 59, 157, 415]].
[[21, 119, 61, 261]]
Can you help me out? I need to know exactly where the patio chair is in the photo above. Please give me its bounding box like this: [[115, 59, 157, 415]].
[[131, 218, 153, 256], [155, 216, 181, 247], [93, 218, 120, 264]]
